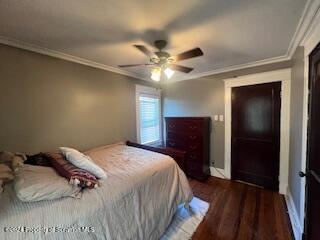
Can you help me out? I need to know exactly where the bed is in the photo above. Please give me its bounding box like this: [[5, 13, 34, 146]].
[[0, 142, 193, 240]]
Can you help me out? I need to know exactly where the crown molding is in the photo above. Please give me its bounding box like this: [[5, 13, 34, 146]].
[[1, 0, 319, 83], [0, 35, 289, 83], [287, 0, 320, 58], [172, 54, 290, 82], [223, 68, 291, 86], [301, 0, 320, 53], [0, 36, 146, 81], [179, 0, 320, 82]]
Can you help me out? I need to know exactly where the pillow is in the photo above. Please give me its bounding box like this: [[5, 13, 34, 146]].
[[14, 164, 81, 202], [59, 147, 107, 179], [47, 153, 99, 189]]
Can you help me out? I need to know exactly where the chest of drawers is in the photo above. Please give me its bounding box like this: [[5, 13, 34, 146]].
[[165, 117, 211, 181]]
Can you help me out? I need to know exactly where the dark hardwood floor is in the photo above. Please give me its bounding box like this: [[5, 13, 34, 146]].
[[189, 177, 293, 240]]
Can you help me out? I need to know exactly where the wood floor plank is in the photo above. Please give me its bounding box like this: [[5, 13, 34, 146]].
[[192, 179, 229, 239], [190, 177, 293, 240], [257, 189, 277, 240], [236, 186, 258, 240], [216, 182, 245, 239], [273, 192, 293, 239]]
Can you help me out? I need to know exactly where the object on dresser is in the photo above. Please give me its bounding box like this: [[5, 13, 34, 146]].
[[126, 141, 186, 171], [165, 117, 211, 181]]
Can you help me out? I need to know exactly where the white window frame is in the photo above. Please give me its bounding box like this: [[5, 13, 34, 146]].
[[135, 85, 162, 145]]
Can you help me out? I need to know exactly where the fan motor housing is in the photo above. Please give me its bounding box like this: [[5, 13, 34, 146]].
[[154, 40, 167, 50], [155, 51, 170, 59]]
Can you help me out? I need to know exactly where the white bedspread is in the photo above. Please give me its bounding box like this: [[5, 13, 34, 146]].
[[0, 143, 193, 240]]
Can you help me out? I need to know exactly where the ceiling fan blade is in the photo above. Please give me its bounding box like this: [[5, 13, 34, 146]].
[[118, 63, 154, 68], [170, 64, 194, 73], [174, 47, 204, 61], [134, 45, 156, 58]]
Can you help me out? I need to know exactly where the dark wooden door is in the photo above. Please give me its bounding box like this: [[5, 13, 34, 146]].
[[303, 42, 320, 240], [231, 82, 281, 190]]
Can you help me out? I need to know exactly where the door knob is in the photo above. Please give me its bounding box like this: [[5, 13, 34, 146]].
[[299, 171, 306, 177]]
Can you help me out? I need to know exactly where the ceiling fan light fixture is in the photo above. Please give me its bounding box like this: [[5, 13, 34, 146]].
[[164, 67, 175, 79], [151, 67, 161, 81], [118, 40, 204, 79]]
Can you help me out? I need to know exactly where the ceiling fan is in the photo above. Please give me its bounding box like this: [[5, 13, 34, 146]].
[[118, 40, 204, 81]]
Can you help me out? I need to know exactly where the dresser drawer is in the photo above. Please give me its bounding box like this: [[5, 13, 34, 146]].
[[166, 131, 185, 140], [187, 141, 203, 151], [186, 152, 203, 163], [166, 139, 185, 149], [166, 120, 204, 133], [186, 161, 203, 173], [165, 117, 211, 181], [167, 132, 202, 143], [187, 134, 201, 141], [186, 122, 203, 132]]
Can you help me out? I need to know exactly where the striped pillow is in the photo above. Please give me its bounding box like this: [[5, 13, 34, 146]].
[[46, 153, 99, 189]]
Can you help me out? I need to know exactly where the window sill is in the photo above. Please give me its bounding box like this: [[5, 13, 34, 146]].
[[143, 140, 164, 148]]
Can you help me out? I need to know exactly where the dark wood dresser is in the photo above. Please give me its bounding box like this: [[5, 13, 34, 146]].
[[165, 117, 211, 181]]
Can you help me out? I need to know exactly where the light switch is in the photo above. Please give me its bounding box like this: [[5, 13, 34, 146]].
[[214, 115, 219, 121], [219, 115, 224, 122]]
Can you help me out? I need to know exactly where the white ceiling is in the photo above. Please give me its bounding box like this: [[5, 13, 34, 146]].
[[0, 0, 308, 81]]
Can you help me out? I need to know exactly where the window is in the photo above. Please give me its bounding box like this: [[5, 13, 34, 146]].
[[136, 85, 161, 145]]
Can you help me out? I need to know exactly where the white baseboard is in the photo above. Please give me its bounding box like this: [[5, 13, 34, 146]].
[[285, 191, 303, 240], [210, 167, 228, 179]]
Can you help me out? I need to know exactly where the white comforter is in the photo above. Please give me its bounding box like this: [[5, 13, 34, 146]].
[[0, 143, 193, 240]]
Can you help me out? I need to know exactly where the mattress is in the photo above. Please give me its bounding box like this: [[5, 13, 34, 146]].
[[0, 143, 193, 240]]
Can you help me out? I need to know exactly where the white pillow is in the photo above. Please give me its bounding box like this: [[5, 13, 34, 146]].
[[14, 165, 81, 202], [59, 147, 107, 179]]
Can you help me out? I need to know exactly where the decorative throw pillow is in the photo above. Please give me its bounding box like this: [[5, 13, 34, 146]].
[[14, 164, 81, 202], [59, 147, 107, 179], [46, 153, 99, 189]]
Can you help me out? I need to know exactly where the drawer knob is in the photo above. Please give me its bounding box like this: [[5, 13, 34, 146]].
[[169, 141, 176, 146], [189, 135, 197, 140], [190, 145, 197, 150]]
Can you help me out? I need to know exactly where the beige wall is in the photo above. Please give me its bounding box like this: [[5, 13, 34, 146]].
[[163, 77, 225, 168], [163, 61, 291, 169], [288, 46, 305, 217], [0, 44, 154, 154], [0, 42, 292, 168]]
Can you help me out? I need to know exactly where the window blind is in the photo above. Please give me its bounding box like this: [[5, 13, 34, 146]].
[[139, 94, 160, 144]]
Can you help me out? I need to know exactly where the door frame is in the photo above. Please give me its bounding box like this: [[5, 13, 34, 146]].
[[224, 69, 291, 194], [300, 10, 320, 238]]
